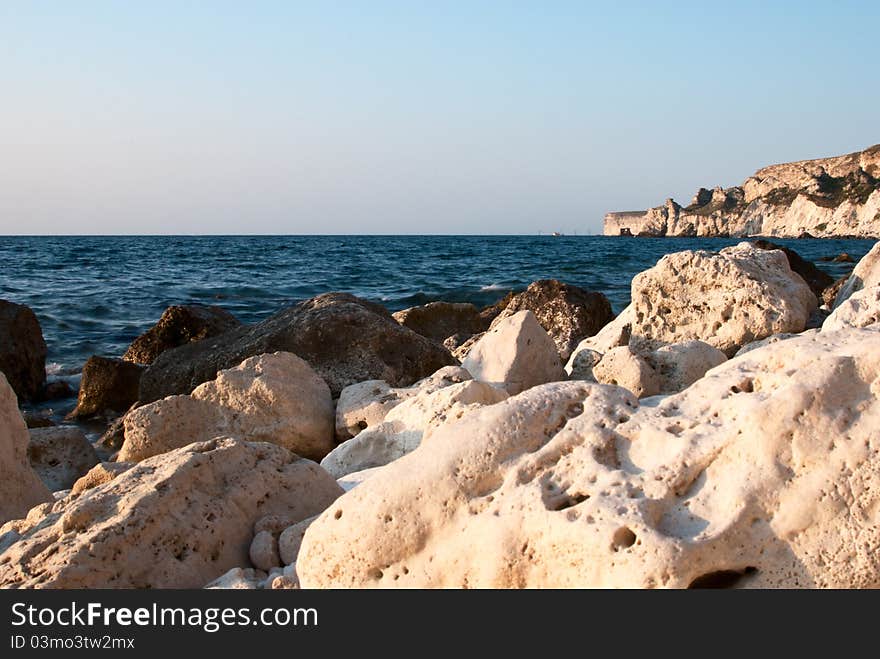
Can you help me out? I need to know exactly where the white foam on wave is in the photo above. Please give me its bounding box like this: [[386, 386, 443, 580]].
[[479, 283, 506, 292], [46, 362, 64, 376]]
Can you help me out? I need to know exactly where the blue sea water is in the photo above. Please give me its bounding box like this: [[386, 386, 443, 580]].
[[0, 235, 874, 380]]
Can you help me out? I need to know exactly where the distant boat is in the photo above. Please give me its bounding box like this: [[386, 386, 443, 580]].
[[551, 231, 564, 237]]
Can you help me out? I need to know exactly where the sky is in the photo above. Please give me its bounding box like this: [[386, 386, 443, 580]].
[[1, 1, 878, 235]]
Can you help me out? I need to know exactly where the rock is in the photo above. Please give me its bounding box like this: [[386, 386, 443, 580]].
[[71, 461, 133, 495], [489, 280, 614, 360], [36, 380, 76, 402], [297, 325, 880, 588], [338, 467, 383, 492], [204, 568, 267, 590], [751, 239, 834, 300], [565, 307, 635, 370], [94, 413, 129, 457], [0, 437, 343, 588], [120, 352, 334, 462], [448, 332, 484, 360], [139, 293, 455, 402], [0, 300, 47, 402], [23, 412, 55, 429], [392, 302, 487, 343], [628, 243, 816, 356], [833, 253, 856, 263], [734, 331, 819, 357], [27, 427, 99, 492], [0, 374, 52, 524], [591, 346, 660, 398], [67, 356, 145, 419], [822, 276, 849, 308], [335, 365, 472, 441], [124, 304, 241, 365], [462, 311, 567, 394], [322, 380, 509, 479], [833, 241, 880, 308], [567, 347, 602, 381], [643, 341, 728, 394], [278, 516, 318, 565], [479, 292, 515, 326], [249, 530, 281, 571], [823, 286, 880, 331]]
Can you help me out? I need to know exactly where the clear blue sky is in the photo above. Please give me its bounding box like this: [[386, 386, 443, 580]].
[[1, 1, 877, 235]]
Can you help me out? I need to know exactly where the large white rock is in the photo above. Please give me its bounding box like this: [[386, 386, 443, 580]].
[[627, 242, 816, 356], [0, 373, 51, 524], [823, 285, 880, 331], [0, 437, 343, 588], [833, 240, 880, 308], [27, 427, 99, 492], [298, 325, 880, 588], [462, 311, 567, 394], [321, 380, 508, 479], [335, 366, 471, 441], [120, 352, 334, 462]]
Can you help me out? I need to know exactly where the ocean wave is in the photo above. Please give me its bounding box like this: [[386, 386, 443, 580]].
[[479, 283, 507, 292]]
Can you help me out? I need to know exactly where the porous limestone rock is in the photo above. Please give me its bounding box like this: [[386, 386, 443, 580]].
[[204, 568, 267, 590], [278, 516, 319, 566], [489, 280, 614, 360], [462, 311, 567, 394], [628, 242, 816, 356], [297, 325, 880, 588], [337, 467, 383, 492], [139, 293, 456, 401], [567, 347, 602, 381], [823, 285, 880, 331], [124, 304, 241, 365], [392, 302, 487, 343], [0, 300, 47, 402], [565, 307, 635, 372], [833, 241, 880, 307], [249, 530, 281, 572], [643, 340, 727, 394], [120, 352, 334, 462], [68, 356, 144, 419], [27, 426, 99, 492], [751, 239, 834, 301], [0, 374, 52, 524], [591, 346, 660, 398], [0, 437, 343, 588], [71, 461, 133, 495], [321, 380, 508, 479], [335, 365, 471, 441]]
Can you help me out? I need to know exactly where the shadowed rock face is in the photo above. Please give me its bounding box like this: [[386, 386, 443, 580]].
[[751, 239, 834, 300], [392, 302, 487, 343], [489, 280, 614, 361], [67, 356, 145, 419], [0, 300, 47, 402], [123, 304, 241, 365], [139, 293, 456, 402], [0, 437, 343, 589], [297, 324, 880, 589]]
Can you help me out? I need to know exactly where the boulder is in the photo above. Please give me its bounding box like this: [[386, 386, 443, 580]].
[[566, 347, 602, 381], [490, 280, 614, 360], [823, 286, 880, 332], [139, 293, 455, 402], [822, 276, 849, 308], [591, 346, 660, 398], [643, 340, 727, 394], [36, 380, 76, 402], [0, 374, 52, 524], [392, 302, 486, 343], [0, 437, 343, 588], [628, 242, 816, 356], [23, 412, 55, 429], [67, 356, 145, 419], [447, 332, 484, 360], [120, 352, 334, 462], [249, 530, 281, 571], [27, 427, 99, 492], [0, 300, 47, 401], [204, 568, 267, 590], [338, 467, 383, 492], [479, 292, 515, 326], [335, 365, 472, 441], [297, 325, 880, 588], [123, 304, 241, 365], [322, 380, 508, 479], [751, 239, 834, 300], [71, 461, 133, 495], [462, 311, 567, 394], [278, 516, 318, 566], [833, 241, 880, 308]]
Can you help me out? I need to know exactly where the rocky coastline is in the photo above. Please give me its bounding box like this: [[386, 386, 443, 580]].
[[2, 238, 880, 588], [604, 144, 880, 238]]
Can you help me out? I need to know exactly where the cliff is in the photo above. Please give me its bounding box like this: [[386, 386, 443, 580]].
[[604, 144, 880, 238]]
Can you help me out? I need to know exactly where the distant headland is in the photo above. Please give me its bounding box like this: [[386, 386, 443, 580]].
[[604, 144, 880, 238]]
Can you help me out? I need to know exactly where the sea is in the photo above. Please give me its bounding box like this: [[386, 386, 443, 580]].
[[0, 234, 874, 388]]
